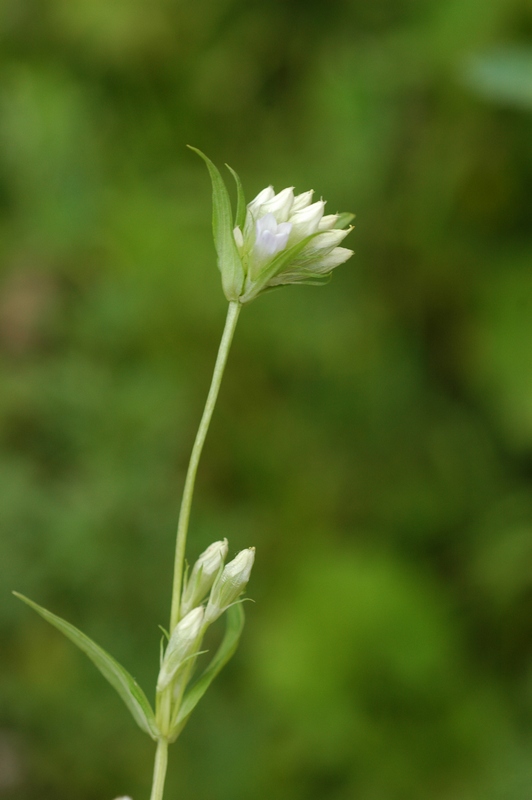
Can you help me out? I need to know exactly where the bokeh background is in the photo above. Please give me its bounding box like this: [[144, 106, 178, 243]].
[[1, 0, 532, 798]]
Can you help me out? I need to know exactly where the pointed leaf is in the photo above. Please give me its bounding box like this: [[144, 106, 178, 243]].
[[225, 164, 247, 231], [171, 603, 245, 736], [188, 146, 244, 301], [14, 592, 159, 740], [335, 212, 355, 229]]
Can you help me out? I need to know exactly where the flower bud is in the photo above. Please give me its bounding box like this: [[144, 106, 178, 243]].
[[205, 547, 255, 625], [157, 607, 204, 692], [248, 185, 275, 216], [233, 226, 244, 250], [288, 200, 326, 242], [180, 539, 229, 617], [260, 187, 295, 223], [318, 214, 339, 231], [291, 189, 314, 212]]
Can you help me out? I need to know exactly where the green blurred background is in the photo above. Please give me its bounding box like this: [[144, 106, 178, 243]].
[[1, 0, 532, 798]]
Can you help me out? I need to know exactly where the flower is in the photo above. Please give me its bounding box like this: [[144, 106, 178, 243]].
[[204, 547, 255, 624], [157, 607, 204, 692], [233, 185, 354, 301], [189, 147, 354, 303], [180, 539, 228, 616]]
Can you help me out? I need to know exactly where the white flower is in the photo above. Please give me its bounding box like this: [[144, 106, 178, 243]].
[[258, 187, 294, 222], [205, 548, 255, 625], [235, 183, 353, 302], [291, 189, 314, 212], [253, 214, 292, 264], [288, 200, 326, 242], [190, 148, 354, 303], [247, 185, 274, 215], [157, 607, 204, 692], [180, 539, 229, 617]]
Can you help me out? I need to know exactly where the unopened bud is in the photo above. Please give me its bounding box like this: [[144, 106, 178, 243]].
[[157, 607, 204, 692], [181, 539, 228, 617], [205, 547, 255, 625]]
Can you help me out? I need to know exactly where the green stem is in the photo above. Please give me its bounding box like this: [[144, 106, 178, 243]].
[[169, 300, 241, 632], [149, 738, 168, 800]]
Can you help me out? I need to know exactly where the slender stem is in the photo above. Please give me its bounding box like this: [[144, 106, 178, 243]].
[[149, 738, 168, 800], [169, 300, 241, 631]]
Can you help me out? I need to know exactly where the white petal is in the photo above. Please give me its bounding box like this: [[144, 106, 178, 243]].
[[288, 200, 325, 241], [253, 214, 292, 260], [318, 214, 339, 231], [308, 246, 354, 273], [260, 187, 294, 222], [248, 186, 274, 215], [291, 190, 314, 212], [306, 227, 351, 255]]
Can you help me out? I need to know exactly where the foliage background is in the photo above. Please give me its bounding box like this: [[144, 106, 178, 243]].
[[1, 0, 532, 798]]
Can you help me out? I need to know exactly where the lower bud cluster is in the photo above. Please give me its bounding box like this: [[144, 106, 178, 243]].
[[156, 542, 255, 693]]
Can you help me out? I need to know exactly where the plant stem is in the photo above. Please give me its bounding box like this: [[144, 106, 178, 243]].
[[149, 738, 168, 800], [169, 300, 241, 632]]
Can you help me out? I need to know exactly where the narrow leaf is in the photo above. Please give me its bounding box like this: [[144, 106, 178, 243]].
[[225, 164, 247, 231], [335, 212, 355, 229], [171, 603, 245, 736], [14, 592, 159, 740], [187, 146, 244, 301]]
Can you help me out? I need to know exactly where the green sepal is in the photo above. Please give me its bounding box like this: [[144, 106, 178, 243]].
[[335, 212, 355, 229], [239, 232, 322, 304], [272, 271, 333, 288], [14, 592, 159, 740], [158, 624, 170, 641], [225, 164, 247, 231], [188, 146, 244, 302], [169, 603, 245, 740]]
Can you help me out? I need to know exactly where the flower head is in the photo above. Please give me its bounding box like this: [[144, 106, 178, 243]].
[[189, 147, 354, 303], [180, 539, 228, 616], [204, 547, 255, 625], [157, 607, 204, 692]]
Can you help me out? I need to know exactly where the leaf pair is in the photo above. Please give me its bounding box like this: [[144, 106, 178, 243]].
[[14, 592, 244, 741]]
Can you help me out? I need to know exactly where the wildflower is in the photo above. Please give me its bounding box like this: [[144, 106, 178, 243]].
[[180, 539, 228, 617], [204, 547, 255, 625], [157, 607, 204, 692], [189, 147, 354, 303]]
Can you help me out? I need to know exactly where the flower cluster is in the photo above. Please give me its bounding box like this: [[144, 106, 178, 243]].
[[156, 541, 254, 694], [234, 185, 354, 301], [190, 147, 354, 303]]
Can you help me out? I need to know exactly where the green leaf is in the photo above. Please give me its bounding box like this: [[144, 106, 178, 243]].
[[170, 603, 245, 738], [14, 592, 159, 740], [188, 146, 244, 301], [335, 212, 355, 229], [225, 163, 247, 231]]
